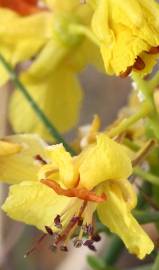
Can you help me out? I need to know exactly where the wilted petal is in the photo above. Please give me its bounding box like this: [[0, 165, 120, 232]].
[[97, 181, 154, 259]]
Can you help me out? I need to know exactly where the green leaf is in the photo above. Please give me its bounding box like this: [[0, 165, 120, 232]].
[[87, 256, 118, 270]]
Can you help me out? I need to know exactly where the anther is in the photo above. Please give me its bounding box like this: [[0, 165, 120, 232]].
[[84, 240, 96, 252], [54, 215, 62, 229], [147, 46, 159, 54], [45, 226, 53, 236], [120, 66, 132, 78], [73, 238, 83, 248], [34, 154, 47, 165], [92, 234, 101, 242], [133, 56, 145, 71]]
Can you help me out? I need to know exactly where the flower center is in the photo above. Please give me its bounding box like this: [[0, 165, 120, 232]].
[[25, 199, 101, 256]]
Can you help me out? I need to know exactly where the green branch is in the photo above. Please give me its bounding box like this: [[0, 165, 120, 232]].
[[0, 54, 76, 156]]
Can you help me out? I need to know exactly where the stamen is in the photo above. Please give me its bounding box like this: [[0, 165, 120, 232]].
[[120, 66, 132, 78], [41, 179, 106, 203], [73, 238, 83, 248], [133, 56, 145, 71], [147, 46, 159, 54], [132, 139, 156, 167], [35, 154, 47, 165], [55, 202, 87, 245], [24, 233, 47, 258], [54, 215, 62, 229], [45, 226, 54, 236], [92, 234, 101, 242], [84, 240, 96, 252]]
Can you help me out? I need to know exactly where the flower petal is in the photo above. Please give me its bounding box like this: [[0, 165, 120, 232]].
[[9, 67, 83, 142], [78, 134, 132, 190], [91, 0, 159, 75], [2, 181, 72, 231], [97, 181, 154, 259], [0, 134, 47, 184], [0, 140, 21, 156], [46, 144, 79, 188], [0, 9, 52, 69]]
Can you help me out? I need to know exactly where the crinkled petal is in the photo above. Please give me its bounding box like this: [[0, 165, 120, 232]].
[[78, 134, 132, 190], [46, 144, 79, 188], [97, 181, 154, 259], [9, 67, 83, 142], [0, 134, 47, 184], [91, 0, 159, 75], [2, 181, 72, 231]]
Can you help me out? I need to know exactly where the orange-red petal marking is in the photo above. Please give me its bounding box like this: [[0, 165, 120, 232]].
[[41, 179, 106, 203], [0, 0, 46, 15]]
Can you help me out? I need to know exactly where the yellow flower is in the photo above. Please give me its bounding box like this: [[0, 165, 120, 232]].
[[91, 0, 159, 77], [0, 1, 102, 141], [2, 133, 154, 259]]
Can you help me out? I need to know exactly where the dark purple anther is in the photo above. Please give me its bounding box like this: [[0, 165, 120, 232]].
[[45, 226, 53, 235], [54, 215, 62, 229], [84, 240, 96, 252], [92, 234, 101, 242]]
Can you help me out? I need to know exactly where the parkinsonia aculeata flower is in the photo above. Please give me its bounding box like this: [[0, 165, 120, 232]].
[[0, 134, 154, 259], [90, 0, 159, 77]]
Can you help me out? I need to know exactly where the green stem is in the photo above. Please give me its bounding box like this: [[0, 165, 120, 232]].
[[106, 101, 151, 138], [0, 54, 76, 156], [132, 73, 159, 140], [134, 167, 159, 186], [69, 24, 100, 47]]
